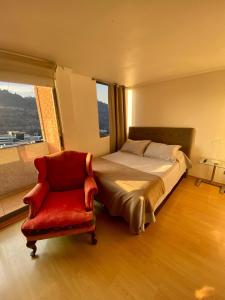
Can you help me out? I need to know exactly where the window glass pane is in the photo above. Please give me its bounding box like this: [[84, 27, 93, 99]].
[[96, 83, 109, 137], [0, 81, 43, 148]]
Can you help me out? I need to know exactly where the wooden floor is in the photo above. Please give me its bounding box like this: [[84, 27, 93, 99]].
[[0, 188, 28, 217], [0, 177, 225, 300]]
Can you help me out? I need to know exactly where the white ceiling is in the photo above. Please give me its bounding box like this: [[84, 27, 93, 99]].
[[1, 0, 225, 87]]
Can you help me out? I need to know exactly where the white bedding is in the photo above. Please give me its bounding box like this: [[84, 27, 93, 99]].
[[102, 150, 188, 211]]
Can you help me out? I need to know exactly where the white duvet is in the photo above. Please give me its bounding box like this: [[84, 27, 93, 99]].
[[102, 150, 190, 211]]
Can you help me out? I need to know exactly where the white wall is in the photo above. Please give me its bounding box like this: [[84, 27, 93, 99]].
[[129, 70, 225, 183], [56, 67, 110, 157]]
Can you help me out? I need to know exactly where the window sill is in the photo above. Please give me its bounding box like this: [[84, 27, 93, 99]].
[[0, 141, 46, 151], [99, 135, 110, 138]]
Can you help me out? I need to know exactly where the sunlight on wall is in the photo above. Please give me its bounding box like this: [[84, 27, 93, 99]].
[[127, 89, 133, 129], [21, 142, 49, 162], [0, 147, 19, 165], [0, 142, 49, 196]]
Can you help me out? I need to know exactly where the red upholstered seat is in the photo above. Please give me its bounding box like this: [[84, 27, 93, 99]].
[[21, 151, 98, 257], [22, 190, 93, 231]]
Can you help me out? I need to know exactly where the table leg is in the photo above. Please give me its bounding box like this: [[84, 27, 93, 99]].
[[195, 178, 202, 186], [195, 162, 224, 193], [210, 165, 217, 182], [220, 185, 225, 194]]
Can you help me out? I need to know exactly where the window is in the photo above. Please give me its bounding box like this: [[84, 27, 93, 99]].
[[0, 81, 43, 148], [96, 82, 109, 137]]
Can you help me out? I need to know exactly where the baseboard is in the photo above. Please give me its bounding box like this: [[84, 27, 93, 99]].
[[0, 206, 28, 230], [0, 185, 34, 200]]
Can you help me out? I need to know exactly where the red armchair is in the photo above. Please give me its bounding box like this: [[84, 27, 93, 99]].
[[21, 151, 98, 257]]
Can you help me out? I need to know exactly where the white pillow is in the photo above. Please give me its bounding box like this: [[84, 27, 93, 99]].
[[120, 139, 151, 156], [175, 150, 184, 162], [144, 142, 181, 162]]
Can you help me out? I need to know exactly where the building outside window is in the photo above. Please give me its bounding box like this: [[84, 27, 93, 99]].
[[0, 81, 43, 148]]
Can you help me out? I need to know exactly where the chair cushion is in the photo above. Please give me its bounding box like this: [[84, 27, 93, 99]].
[[22, 189, 93, 232], [35, 151, 88, 191]]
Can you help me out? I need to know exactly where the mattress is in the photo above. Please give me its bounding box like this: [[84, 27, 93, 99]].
[[102, 150, 188, 211]]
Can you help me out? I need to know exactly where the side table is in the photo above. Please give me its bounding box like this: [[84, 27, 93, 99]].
[[195, 158, 225, 193]]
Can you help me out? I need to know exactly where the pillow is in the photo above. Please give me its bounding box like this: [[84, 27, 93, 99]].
[[144, 142, 181, 162], [175, 150, 184, 162], [120, 139, 151, 156], [176, 150, 192, 168]]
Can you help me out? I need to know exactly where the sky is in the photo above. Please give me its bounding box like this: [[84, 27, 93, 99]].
[[96, 83, 108, 104], [0, 81, 35, 98]]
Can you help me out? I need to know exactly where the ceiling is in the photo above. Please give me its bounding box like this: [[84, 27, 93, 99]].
[[1, 0, 225, 87]]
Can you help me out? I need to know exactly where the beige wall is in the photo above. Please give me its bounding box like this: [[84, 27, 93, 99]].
[[0, 142, 49, 196], [55, 67, 110, 157], [129, 70, 225, 183]]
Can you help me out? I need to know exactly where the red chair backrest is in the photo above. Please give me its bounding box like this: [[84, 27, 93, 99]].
[[35, 151, 92, 191]]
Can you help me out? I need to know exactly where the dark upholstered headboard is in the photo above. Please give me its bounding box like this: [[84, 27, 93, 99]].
[[128, 127, 195, 158]]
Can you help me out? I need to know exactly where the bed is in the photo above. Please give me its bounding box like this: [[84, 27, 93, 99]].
[[93, 127, 194, 234]]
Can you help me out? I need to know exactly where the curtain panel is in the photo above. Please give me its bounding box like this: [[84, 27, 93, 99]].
[[109, 84, 127, 152]]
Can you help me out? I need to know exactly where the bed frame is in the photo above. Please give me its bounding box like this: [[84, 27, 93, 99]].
[[95, 127, 195, 233], [128, 127, 195, 158], [128, 126, 195, 221]]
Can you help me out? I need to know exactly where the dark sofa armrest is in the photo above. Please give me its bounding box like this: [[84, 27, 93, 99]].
[[84, 176, 98, 211], [23, 182, 49, 218]]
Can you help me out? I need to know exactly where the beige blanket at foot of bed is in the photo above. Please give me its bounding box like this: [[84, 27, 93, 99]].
[[93, 157, 165, 234]]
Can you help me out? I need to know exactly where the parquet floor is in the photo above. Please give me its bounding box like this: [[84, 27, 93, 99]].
[[0, 189, 28, 217], [0, 177, 224, 300]]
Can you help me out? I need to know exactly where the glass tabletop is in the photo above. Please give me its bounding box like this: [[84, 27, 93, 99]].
[[199, 158, 225, 169]]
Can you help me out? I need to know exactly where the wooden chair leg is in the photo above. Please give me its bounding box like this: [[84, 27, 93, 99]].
[[26, 240, 37, 258], [90, 231, 97, 245]]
